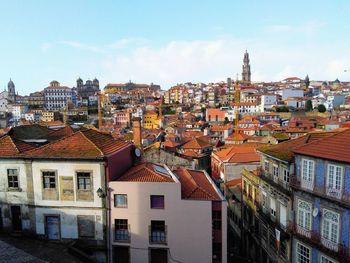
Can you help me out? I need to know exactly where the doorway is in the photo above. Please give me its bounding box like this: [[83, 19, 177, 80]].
[[113, 246, 130, 263], [10, 206, 22, 231], [45, 215, 60, 240]]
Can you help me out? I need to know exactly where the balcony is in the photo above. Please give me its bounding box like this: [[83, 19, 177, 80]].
[[295, 225, 311, 238], [300, 180, 314, 191], [326, 188, 342, 200], [115, 228, 130, 243], [321, 237, 339, 252]]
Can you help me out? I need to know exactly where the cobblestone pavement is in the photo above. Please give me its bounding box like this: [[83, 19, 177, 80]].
[[0, 235, 83, 263], [0, 239, 46, 263]]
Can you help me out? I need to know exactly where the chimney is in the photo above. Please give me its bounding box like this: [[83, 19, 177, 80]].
[[132, 117, 142, 150]]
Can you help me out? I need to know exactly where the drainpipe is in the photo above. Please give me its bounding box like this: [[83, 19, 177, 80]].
[[104, 161, 110, 263]]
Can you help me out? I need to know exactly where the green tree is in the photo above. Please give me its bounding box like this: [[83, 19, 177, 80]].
[[305, 74, 310, 88], [276, 106, 289, 112], [305, 100, 313, 112], [223, 117, 229, 124], [317, 104, 327, 113]]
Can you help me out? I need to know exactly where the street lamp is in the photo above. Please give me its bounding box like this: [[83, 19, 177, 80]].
[[96, 187, 106, 198]]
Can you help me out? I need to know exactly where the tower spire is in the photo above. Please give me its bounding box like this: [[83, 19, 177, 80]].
[[242, 50, 251, 83]]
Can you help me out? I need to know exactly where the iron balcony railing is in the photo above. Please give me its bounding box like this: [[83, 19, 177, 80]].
[[149, 225, 167, 244], [115, 225, 131, 242]]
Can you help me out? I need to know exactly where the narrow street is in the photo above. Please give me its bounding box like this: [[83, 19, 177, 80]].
[[0, 239, 45, 263], [0, 235, 83, 263]]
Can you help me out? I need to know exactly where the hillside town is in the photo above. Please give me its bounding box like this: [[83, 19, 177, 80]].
[[1, 50, 350, 263]]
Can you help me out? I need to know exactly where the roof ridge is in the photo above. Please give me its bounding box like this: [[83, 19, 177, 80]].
[[185, 169, 216, 199], [6, 136, 20, 154], [79, 130, 104, 156]]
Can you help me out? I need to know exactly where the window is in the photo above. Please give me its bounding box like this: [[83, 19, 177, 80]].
[[150, 195, 164, 209], [301, 159, 314, 190], [150, 220, 166, 243], [42, 171, 56, 189], [273, 164, 279, 181], [7, 169, 19, 188], [264, 160, 269, 173], [321, 209, 339, 244], [280, 204, 287, 228], [114, 194, 128, 208], [77, 172, 91, 190], [77, 215, 95, 238], [297, 200, 312, 230], [326, 164, 343, 198], [270, 197, 276, 217], [262, 191, 267, 209], [296, 242, 310, 263], [115, 219, 129, 241], [320, 254, 338, 263], [283, 167, 289, 183]]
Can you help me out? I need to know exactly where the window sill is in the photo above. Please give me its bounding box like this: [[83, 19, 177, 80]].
[[7, 187, 22, 192]]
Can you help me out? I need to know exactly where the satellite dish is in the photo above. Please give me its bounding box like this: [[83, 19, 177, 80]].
[[312, 208, 319, 217], [135, 148, 141, 157]]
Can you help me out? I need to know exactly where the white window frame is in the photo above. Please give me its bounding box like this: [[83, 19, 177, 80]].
[[296, 242, 311, 263], [283, 166, 290, 183], [301, 158, 314, 190], [270, 197, 276, 217], [320, 253, 338, 263], [273, 164, 279, 182], [326, 164, 343, 199], [297, 199, 312, 230], [321, 208, 340, 244]]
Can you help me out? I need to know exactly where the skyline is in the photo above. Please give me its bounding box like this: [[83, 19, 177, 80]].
[[1, 0, 350, 94]]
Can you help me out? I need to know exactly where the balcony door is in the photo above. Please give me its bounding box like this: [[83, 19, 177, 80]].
[[150, 248, 168, 263]]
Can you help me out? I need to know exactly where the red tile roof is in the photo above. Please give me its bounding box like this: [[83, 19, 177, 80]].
[[293, 128, 350, 163], [214, 143, 263, 163], [0, 136, 36, 157], [22, 129, 131, 159], [182, 137, 211, 149], [117, 163, 174, 182], [258, 130, 342, 162], [174, 168, 221, 200]]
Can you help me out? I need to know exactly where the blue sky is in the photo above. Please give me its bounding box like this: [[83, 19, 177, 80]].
[[1, 0, 350, 94]]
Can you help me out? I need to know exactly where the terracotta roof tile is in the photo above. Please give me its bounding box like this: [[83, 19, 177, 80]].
[[117, 163, 174, 182], [214, 143, 263, 163], [0, 136, 37, 157], [258, 130, 342, 162], [22, 129, 131, 159], [182, 137, 211, 149], [293, 128, 350, 163], [174, 168, 221, 200]]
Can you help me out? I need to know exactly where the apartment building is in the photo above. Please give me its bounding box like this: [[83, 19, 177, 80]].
[[109, 163, 227, 263], [291, 129, 350, 263]]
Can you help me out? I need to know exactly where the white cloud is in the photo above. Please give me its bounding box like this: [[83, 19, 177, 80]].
[[60, 41, 103, 53], [99, 37, 350, 89]]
